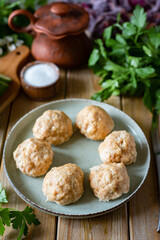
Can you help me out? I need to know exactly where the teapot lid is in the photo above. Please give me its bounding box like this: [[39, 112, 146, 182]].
[[34, 2, 89, 38]]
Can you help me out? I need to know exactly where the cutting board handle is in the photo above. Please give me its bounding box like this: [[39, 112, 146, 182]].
[[0, 45, 30, 80], [0, 45, 30, 114]]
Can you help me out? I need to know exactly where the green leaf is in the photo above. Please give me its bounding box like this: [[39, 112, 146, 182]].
[[104, 60, 127, 73], [117, 13, 121, 23], [130, 69, 137, 88], [135, 67, 155, 78], [10, 211, 23, 229], [95, 39, 107, 59], [112, 89, 120, 96], [10, 206, 40, 238], [127, 56, 140, 68], [23, 0, 36, 11], [121, 83, 133, 94], [0, 208, 10, 227], [92, 65, 108, 77], [0, 184, 8, 203], [91, 88, 113, 101], [103, 26, 113, 42], [22, 206, 40, 226], [155, 89, 160, 113], [37, 0, 47, 5], [148, 32, 160, 49], [143, 87, 153, 112], [88, 49, 100, 66], [122, 22, 137, 38], [17, 221, 26, 240], [101, 80, 114, 88], [115, 34, 127, 45], [110, 48, 126, 56], [88, 5, 160, 117], [106, 38, 125, 49], [0, 219, 5, 236], [0, 74, 12, 82], [91, 92, 103, 101], [18, 33, 33, 48], [131, 5, 146, 30], [142, 45, 152, 57]]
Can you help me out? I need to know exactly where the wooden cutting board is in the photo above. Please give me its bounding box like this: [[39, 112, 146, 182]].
[[0, 45, 30, 114]]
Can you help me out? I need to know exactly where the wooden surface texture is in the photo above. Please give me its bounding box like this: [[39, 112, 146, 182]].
[[0, 64, 159, 239], [0, 46, 30, 114]]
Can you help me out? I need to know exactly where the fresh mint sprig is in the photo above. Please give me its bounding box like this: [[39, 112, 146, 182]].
[[89, 5, 160, 119]]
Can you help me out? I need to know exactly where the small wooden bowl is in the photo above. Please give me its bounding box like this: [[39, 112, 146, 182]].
[[20, 61, 60, 100]]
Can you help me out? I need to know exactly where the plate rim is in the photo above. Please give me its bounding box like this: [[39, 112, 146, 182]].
[[3, 98, 151, 218]]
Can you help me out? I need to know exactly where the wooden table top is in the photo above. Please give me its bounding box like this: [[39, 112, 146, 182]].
[[0, 66, 159, 240]]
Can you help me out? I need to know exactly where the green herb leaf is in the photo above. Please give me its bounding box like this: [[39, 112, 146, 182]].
[[88, 6, 160, 123], [142, 45, 152, 57], [130, 69, 137, 88], [0, 219, 5, 236], [155, 89, 160, 114], [115, 34, 127, 45], [131, 5, 146, 30], [135, 67, 155, 78], [95, 39, 107, 59], [122, 22, 137, 38], [22, 206, 40, 226], [148, 31, 160, 49], [0, 208, 10, 227], [88, 49, 100, 66], [10, 206, 40, 237], [0, 184, 8, 204], [143, 87, 153, 112], [0, 183, 40, 238], [103, 26, 113, 42]]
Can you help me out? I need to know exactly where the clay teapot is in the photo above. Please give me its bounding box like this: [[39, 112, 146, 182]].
[[8, 2, 92, 68]]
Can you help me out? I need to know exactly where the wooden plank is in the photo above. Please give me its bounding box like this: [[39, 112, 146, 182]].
[[57, 69, 129, 240], [66, 68, 100, 99], [0, 69, 66, 239], [57, 207, 127, 240], [122, 96, 160, 240], [0, 106, 10, 162], [0, 45, 30, 114]]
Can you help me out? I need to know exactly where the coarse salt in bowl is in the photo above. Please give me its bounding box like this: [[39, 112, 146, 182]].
[[20, 61, 60, 100]]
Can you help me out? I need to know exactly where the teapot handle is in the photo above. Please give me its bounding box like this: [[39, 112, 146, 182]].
[[8, 9, 35, 33]]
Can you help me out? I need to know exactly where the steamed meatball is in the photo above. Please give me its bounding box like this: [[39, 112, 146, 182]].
[[42, 163, 84, 205], [76, 105, 114, 140], [89, 163, 130, 201], [13, 138, 54, 177], [98, 130, 137, 165], [33, 110, 73, 145]]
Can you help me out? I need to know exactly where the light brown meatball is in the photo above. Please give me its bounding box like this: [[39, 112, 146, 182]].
[[76, 105, 114, 140], [42, 163, 84, 205], [89, 163, 130, 202], [13, 138, 54, 177], [98, 130, 137, 165], [32, 110, 73, 145]]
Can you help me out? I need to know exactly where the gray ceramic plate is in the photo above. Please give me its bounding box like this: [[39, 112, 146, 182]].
[[3, 99, 150, 218]]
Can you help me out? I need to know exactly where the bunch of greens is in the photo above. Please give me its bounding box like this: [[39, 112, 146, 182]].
[[0, 0, 47, 56], [0, 183, 40, 239], [0, 74, 12, 96], [89, 5, 160, 119]]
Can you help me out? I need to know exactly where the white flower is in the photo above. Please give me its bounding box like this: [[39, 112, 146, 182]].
[[4, 36, 13, 43], [15, 39, 24, 46], [8, 44, 16, 51], [0, 39, 6, 46]]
